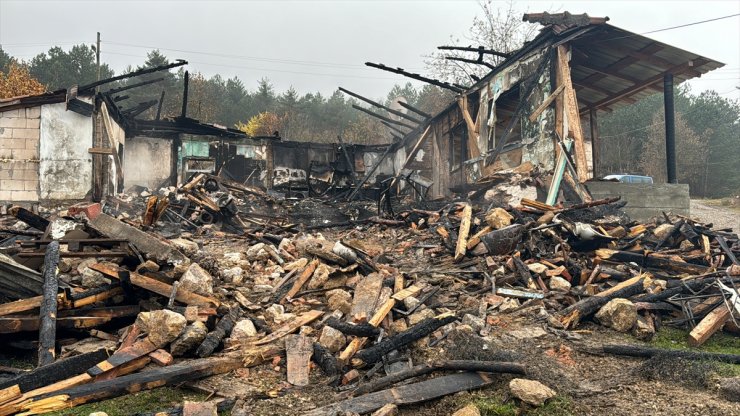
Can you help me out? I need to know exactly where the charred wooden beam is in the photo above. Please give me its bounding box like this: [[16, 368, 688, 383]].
[[325, 317, 380, 337], [339, 87, 422, 124], [196, 306, 240, 357], [555, 275, 647, 329], [445, 56, 496, 70], [79, 60, 186, 93], [122, 100, 158, 118], [351, 105, 417, 130], [312, 342, 340, 377], [105, 77, 165, 95], [37, 241, 60, 367], [380, 120, 411, 137], [437, 45, 510, 59], [365, 62, 464, 93], [17, 356, 242, 414], [155, 90, 166, 121], [595, 249, 709, 274], [352, 313, 456, 367], [0, 348, 112, 393], [7, 206, 49, 231], [600, 344, 740, 364], [396, 100, 432, 119], [352, 360, 525, 396]]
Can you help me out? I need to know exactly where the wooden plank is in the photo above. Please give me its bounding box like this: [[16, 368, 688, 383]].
[[87, 339, 158, 377], [304, 372, 494, 416], [688, 305, 731, 346], [528, 84, 565, 122], [454, 204, 472, 262], [285, 334, 313, 387], [283, 259, 320, 301], [349, 273, 384, 323], [87, 147, 114, 155], [557, 45, 589, 182], [254, 310, 323, 346], [148, 349, 174, 366], [90, 263, 219, 307]]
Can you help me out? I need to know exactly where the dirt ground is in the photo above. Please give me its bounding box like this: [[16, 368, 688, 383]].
[[690, 199, 739, 233]]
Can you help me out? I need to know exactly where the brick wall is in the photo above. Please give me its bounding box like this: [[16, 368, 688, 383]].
[[0, 107, 41, 202]]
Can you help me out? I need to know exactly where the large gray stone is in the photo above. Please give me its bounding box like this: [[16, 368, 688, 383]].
[[180, 263, 214, 295], [137, 310, 187, 348]]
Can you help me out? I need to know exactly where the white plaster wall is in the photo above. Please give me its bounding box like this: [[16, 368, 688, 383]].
[[39, 102, 93, 200], [124, 136, 173, 190]]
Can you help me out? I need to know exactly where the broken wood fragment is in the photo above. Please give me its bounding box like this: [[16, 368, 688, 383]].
[[254, 310, 323, 346], [688, 304, 731, 347], [285, 334, 313, 386], [454, 204, 472, 262], [284, 259, 320, 301], [196, 307, 239, 358], [312, 342, 340, 377]]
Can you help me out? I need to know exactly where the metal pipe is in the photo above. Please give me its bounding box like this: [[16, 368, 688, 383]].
[[663, 73, 677, 184]]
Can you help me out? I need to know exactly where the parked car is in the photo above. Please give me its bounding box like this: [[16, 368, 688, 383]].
[[602, 174, 654, 184]]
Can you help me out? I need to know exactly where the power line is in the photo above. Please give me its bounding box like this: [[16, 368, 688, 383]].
[[642, 13, 740, 35]]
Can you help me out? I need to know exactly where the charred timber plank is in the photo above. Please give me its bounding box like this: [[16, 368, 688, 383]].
[[352, 313, 456, 367], [90, 263, 219, 307], [304, 372, 493, 416], [87, 339, 158, 377], [16, 356, 242, 415], [37, 242, 60, 367], [0, 348, 112, 394], [7, 207, 49, 232], [196, 307, 240, 358], [352, 360, 526, 396], [688, 305, 731, 346], [312, 343, 340, 377], [601, 344, 740, 364], [595, 249, 709, 275], [285, 334, 313, 387], [0, 296, 45, 317], [325, 317, 380, 337], [254, 310, 323, 346]]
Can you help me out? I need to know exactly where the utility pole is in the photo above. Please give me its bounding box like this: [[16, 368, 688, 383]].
[[95, 32, 101, 92]]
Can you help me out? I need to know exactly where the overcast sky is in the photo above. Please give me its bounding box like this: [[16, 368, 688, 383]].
[[1, 0, 738, 101]]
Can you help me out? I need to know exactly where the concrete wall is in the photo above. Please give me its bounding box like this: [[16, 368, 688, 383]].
[[0, 107, 41, 202], [124, 136, 173, 190], [586, 182, 690, 221], [39, 102, 93, 200]]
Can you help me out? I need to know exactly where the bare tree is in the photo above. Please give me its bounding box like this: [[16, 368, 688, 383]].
[[423, 0, 538, 86]]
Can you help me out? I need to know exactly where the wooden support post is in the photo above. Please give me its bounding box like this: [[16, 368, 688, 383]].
[[37, 241, 60, 367], [454, 204, 472, 262], [589, 108, 600, 178], [556, 45, 589, 182], [689, 305, 731, 346]]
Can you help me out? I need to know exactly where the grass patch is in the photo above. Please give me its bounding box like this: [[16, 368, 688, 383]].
[[650, 327, 740, 378], [652, 327, 740, 355], [475, 397, 517, 416], [529, 396, 574, 416], [46, 387, 206, 416]]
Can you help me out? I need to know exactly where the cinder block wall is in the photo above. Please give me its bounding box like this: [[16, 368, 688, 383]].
[[586, 182, 690, 221], [0, 107, 41, 202]]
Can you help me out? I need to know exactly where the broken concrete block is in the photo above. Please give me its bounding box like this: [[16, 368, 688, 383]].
[[595, 298, 637, 332], [308, 262, 335, 290], [509, 378, 556, 406], [137, 310, 187, 348], [485, 207, 513, 229], [318, 326, 346, 353], [221, 266, 244, 284], [462, 313, 485, 333], [180, 263, 214, 296], [170, 238, 199, 256], [231, 319, 258, 339], [182, 400, 217, 416], [89, 213, 187, 264], [284, 257, 308, 271], [170, 321, 208, 356], [549, 276, 571, 291], [451, 404, 480, 416], [81, 267, 111, 288], [408, 308, 435, 326], [327, 289, 352, 314]]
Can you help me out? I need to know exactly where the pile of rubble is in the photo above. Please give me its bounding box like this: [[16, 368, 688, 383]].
[[0, 175, 738, 415]]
